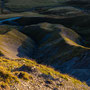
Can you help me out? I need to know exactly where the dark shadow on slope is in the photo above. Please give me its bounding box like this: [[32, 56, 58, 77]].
[[65, 0, 90, 10], [13, 65, 55, 81], [17, 38, 35, 59], [1, 15, 90, 27], [0, 25, 11, 34], [17, 26, 55, 59], [20, 25, 54, 45], [17, 24, 90, 86], [13, 65, 37, 73], [1, 15, 90, 85], [1, 16, 90, 47], [17, 39, 90, 86]]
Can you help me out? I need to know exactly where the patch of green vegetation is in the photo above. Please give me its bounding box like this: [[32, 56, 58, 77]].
[[0, 66, 19, 85], [14, 58, 87, 86], [0, 82, 10, 90], [0, 57, 88, 89], [0, 57, 19, 70], [16, 58, 37, 67], [15, 58, 69, 81], [14, 71, 33, 81]]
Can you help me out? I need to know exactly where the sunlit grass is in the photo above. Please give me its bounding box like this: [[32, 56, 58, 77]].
[[0, 57, 89, 89]]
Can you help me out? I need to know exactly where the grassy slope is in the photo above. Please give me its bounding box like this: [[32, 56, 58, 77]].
[[0, 27, 35, 59], [0, 57, 89, 90], [0, 1, 90, 89], [0, 23, 89, 89]]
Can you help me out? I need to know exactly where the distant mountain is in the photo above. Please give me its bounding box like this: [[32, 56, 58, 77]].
[[66, 0, 90, 10]]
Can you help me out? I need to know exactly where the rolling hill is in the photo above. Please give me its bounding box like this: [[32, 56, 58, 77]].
[[0, 27, 35, 59], [0, 0, 90, 89]]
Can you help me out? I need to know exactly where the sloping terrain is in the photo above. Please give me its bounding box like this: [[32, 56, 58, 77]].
[[0, 24, 89, 89], [0, 0, 67, 12], [21, 22, 87, 60], [0, 57, 89, 90], [0, 26, 35, 59], [20, 22, 90, 86], [33, 6, 86, 17], [0, 0, 90, 89], [66, 0, 90, 11]]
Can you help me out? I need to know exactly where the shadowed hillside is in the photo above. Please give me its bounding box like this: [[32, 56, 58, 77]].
[[0, 27, 35, 59], [66, 0, 90, 11], [0, 0, 67, 12], [0, 0, 90, 89], [19, 22, 90, 86]]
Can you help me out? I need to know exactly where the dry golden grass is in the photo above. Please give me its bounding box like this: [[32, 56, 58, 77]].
[[0, 57, 89, 89]]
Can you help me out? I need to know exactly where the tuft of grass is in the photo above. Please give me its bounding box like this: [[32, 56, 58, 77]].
[[0, 82, 10, 90], [0, 57, 19, 71], [14, 71, 33, 81], [15, 58, 69, 81], [0, 66, 19, 85]]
